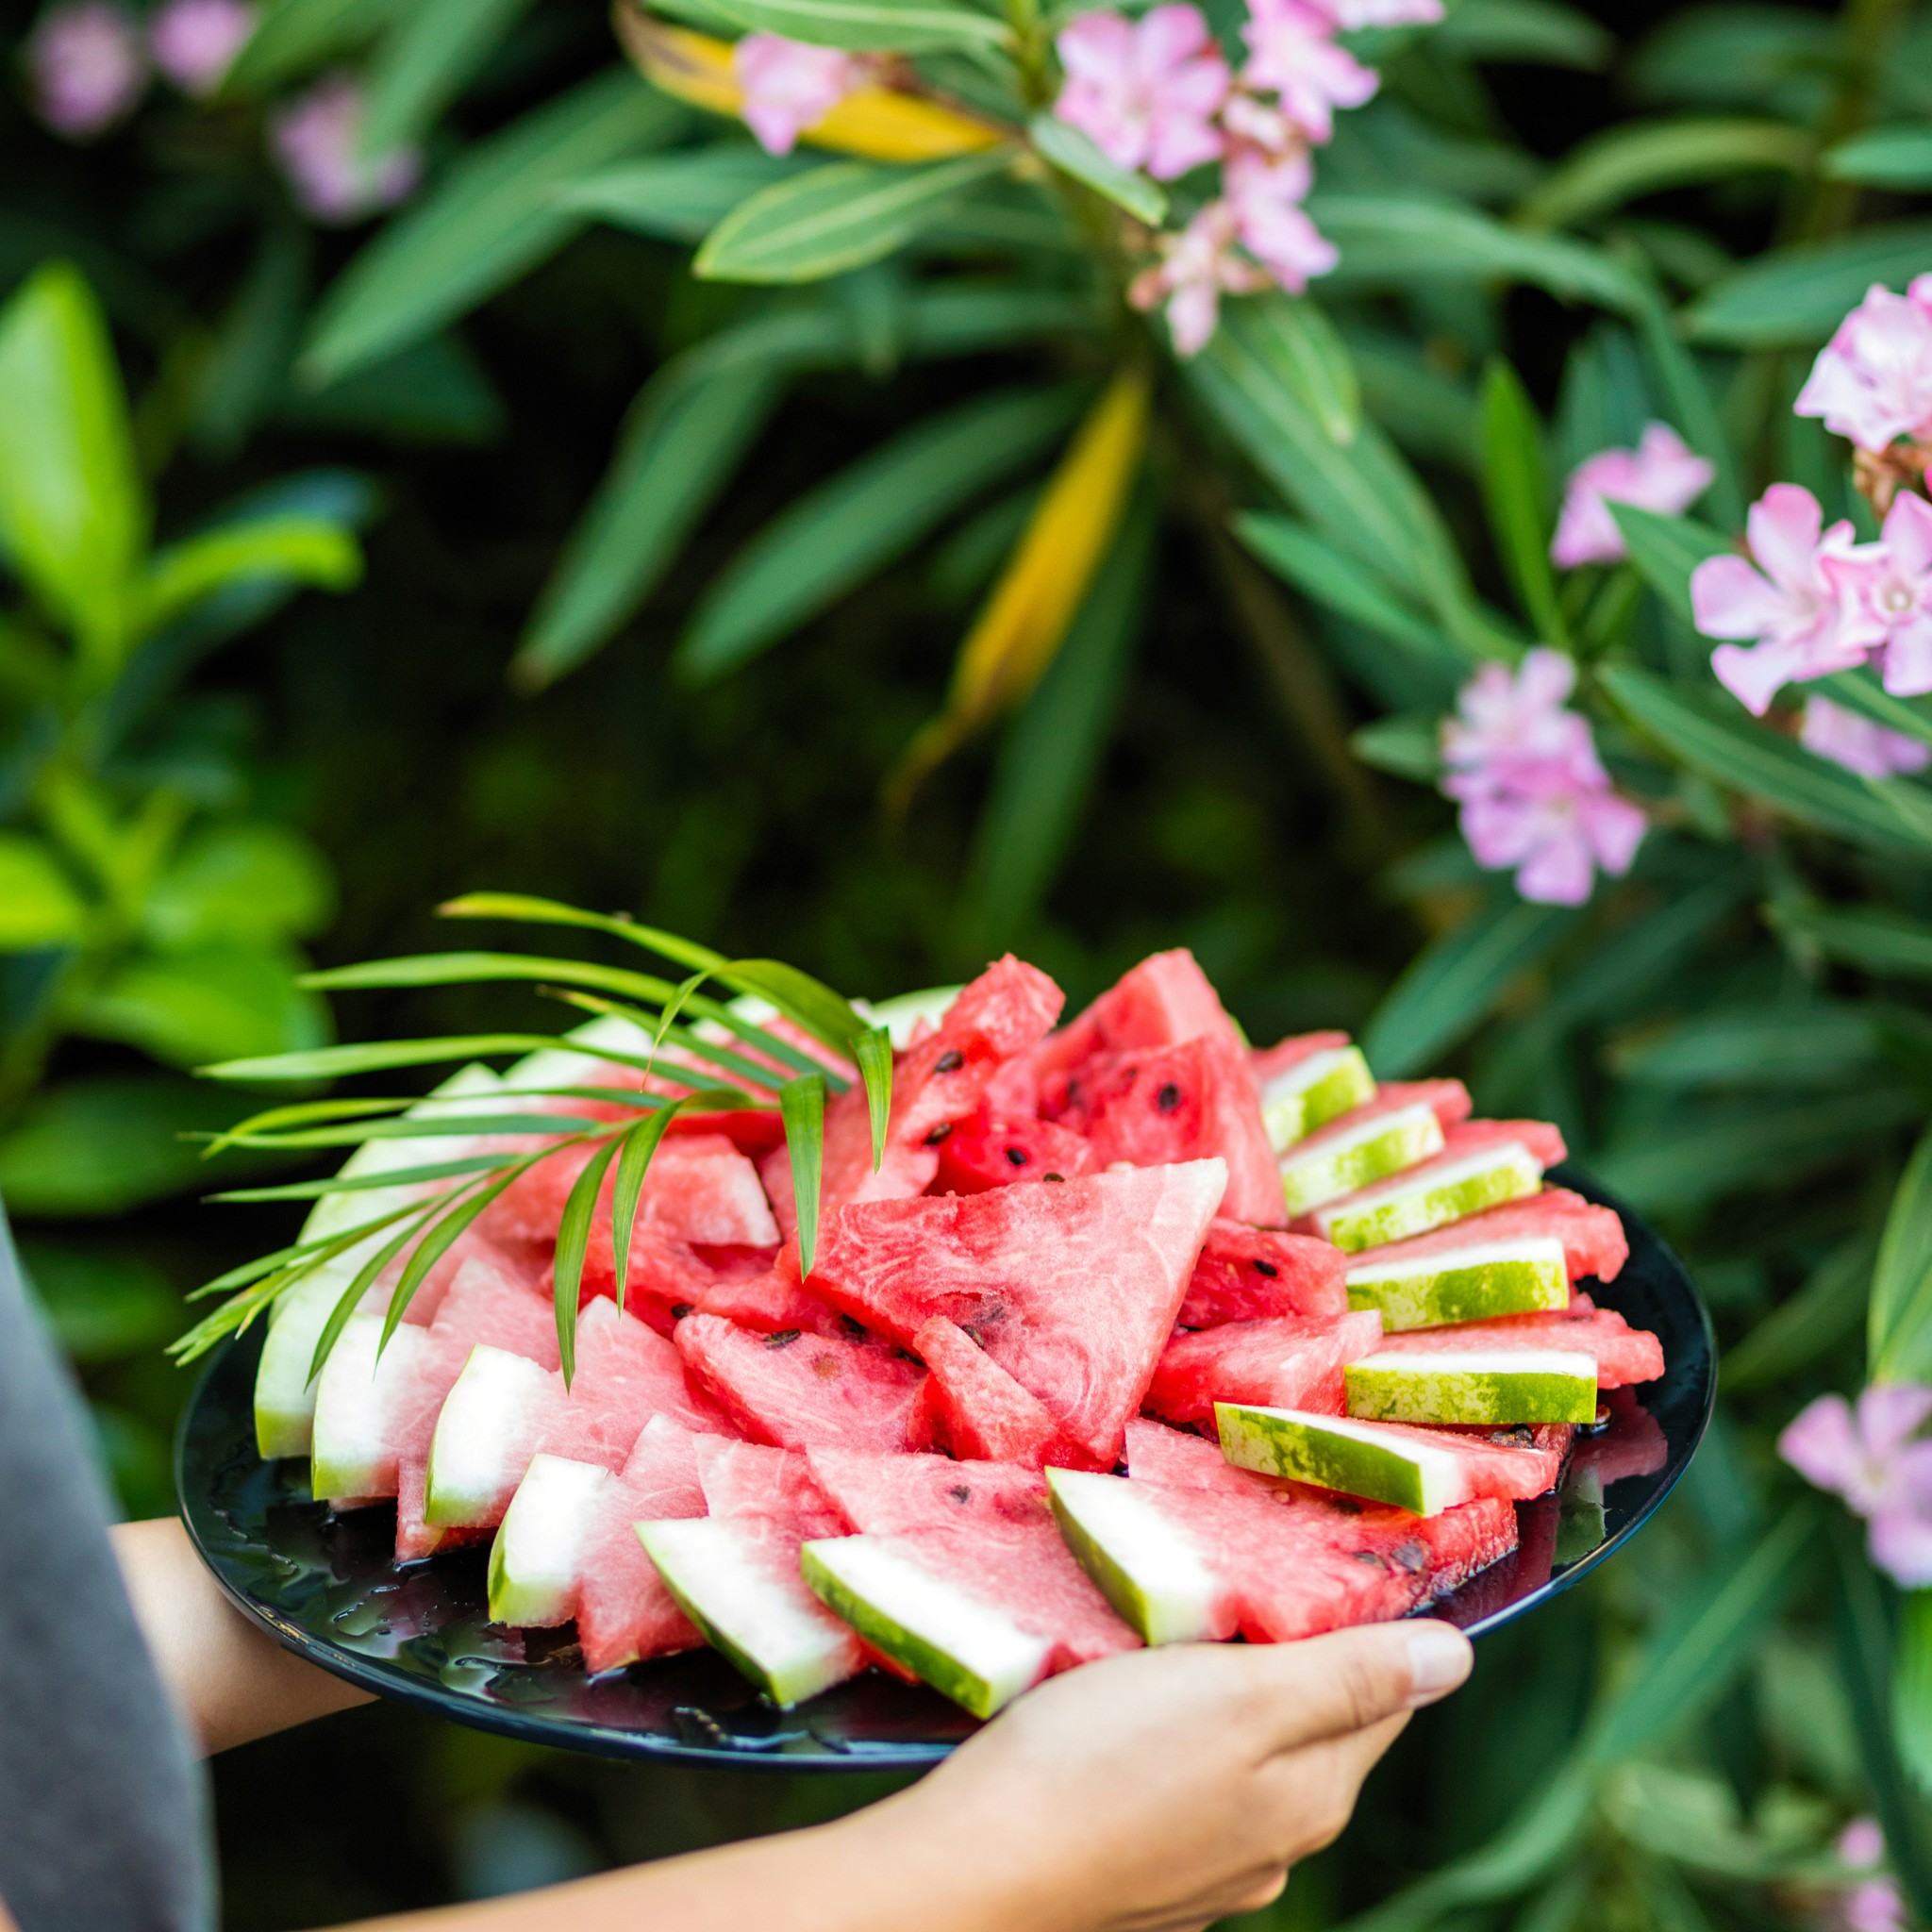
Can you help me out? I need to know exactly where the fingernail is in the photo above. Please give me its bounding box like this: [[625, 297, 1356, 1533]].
[[1405, 1623, 1473, 1706]]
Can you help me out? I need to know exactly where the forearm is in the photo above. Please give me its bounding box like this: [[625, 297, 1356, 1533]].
[[110, 1516, 373, 1754]]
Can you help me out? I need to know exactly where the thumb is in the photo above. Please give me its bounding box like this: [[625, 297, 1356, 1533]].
[[1245, 1620, 1474, 1756]]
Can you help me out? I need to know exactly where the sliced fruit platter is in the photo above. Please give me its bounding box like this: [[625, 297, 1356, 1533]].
[[177, 901, 1709, 1763]]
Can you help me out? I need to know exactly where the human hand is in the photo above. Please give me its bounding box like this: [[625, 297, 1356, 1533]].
[[849, 1620, 1473, 1932]]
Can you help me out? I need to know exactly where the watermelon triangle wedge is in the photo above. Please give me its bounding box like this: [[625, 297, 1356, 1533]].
[[1145, 1310, 1384, 1425], [1366, 1302, 1665, 1389]]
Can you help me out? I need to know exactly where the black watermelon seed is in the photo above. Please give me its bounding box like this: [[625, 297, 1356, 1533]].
[[924, 1122, 953, 1144], [670, 1302, 694, 1319], [1253, 1259, 1279, 1277], [948, 1485, 973, 1505], [1156, 1082, 1183, 1112], [935, 1049, 964, 1073], [1041, 1172, 1065, 1183], [764, 1329, 802, 1348], [1005, 1145, 1028, 1166]]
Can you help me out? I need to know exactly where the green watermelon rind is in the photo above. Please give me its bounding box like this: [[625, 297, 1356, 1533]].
[[799, 1539, 1046, 1720], [1045, 1469, 1224, 1646], [1344, 1237, 1569, 1331], [1278, 1104, 1445, 1217], [1317, 1143, 1542, 1253], [485, 1453, 609, 1628], [1341, 1349, 1599, 1425], [1260, 1046, 1376, 1154], [1215, 1403, 1462, 1515], [423, 1344, 548, 1528]]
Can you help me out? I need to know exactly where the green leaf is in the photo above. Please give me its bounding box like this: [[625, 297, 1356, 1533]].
[[1607, 504, 1731, 625], [1234, 513, 1459, 663], [283, 332, 508, 445], [1689, 223, 1932, 348], [1626, 7, 1835, 113], [1479, 358, 1564, 645], [781, 1072, 826, 1274], [513, 360, 785, 687], [1773, 901, 1932, 978], [553, 1139, 617, 1383], [302, 71, 689, 385], [725, 959, 874, 1055], [1897, 1591, 1932, 1799], [201, 1032, 606, 1082], [1517, 119, 1812, 230], [1432, 0, 1611, 70], [1608, 1000, 1880, 1090], [145, 821, 335, 951], [0, 832, 87, 950], [0, 262, 145, 660], [706, 0, 1009, 51], [677, 384, 1080, 680], [1722, 1231, 1874, 1392], [137, 515, 360, 637], [1350, 713, 1442, 782], [1824, 125, 1932, 188], [223, 0, 404, 91], [695, 153, 1011, 284], [855, 1027, 893, 1172], [359, 0, 534, 158], [1025, 113, 1165, 225], [1600, 664, 1932, 858], [1870, 1124, 1932, 1384], [74, 946, 332, 1070], [560, 146, 809, 242], [1628, 289, 1743, 531], [309, 1209, 431, 1383], [610, 1101, 688, 1316], [1814, 669, 1932, 753]]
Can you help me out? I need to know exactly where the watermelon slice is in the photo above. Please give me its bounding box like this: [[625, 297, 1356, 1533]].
[[1368, 1305, 1664, 1389], [309, 1318, 434, 1503], [933, 1112, 1094, 1194], [912, 1317, 1093, 1469], [1306, 1121, 1564, 1253], [1144, 1311, 1384, 1425], [1344, 1236, 1570, 1332], [1250, 1034, 1376, 1153], [1034, 948, 1242, 1089], [1344, 1187, 1626, 1298], [1216, 1405, 1566, 1513], [809, 1159, 1226, 1463], [1343, 1348, 1600, 1425], [486, 1453, 612, 1629], [1275, 1082, 1471, 1218], [1176, 1220, 1348, 1329], [673, 1313, 931, 1453], [1050, 1034, 1286, 1228], [424, 1298, 727, 1530], [805, 1447, 1049, 1533]]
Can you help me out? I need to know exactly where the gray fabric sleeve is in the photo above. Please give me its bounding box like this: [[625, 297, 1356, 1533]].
[[0, 1200, 216, 1932]]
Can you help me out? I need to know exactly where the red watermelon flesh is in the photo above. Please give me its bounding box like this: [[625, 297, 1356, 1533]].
[[1346, 1186, 1626, 1285], [674, 1314, 931, 1454], [575, 1226, 784, 1335], [576, 1417, 710, 1673], [809, 1159, 1227, 1464], [1144, 1311, 1384, 1426], [1177, 1220, 1348, 1329], [1033, 949, 1241, 1091], [806, 1448, 1049, 1533], [691, 1241, 847, 1339], [1372, 1305, 1663, 1388], [1049, 1034, 1286, 1228], [911, 1317, 1097, 1470], [1124, 1416, 1272, 1493], [393, 1255, 564, 1561], [933, 1111, 1093, 1194], [692, 1437, 844, 1531], [1249, 1030, 1350, 1087]]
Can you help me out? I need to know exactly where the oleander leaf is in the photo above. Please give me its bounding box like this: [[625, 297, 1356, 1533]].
[[705, 0, 1009, 50], [1026, 113, 1165, 225], [1517, 118, 1811, 230], [1479, 358, 1564, 646], [1824, 125, 1932, 188], [1688, 222, 1932, 348], [1607, 505, 1730, 625]]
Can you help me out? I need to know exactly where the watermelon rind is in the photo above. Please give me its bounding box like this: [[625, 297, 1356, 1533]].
[[801, 1536, 1053, 1719], [309, 1316, 430, 1502], [639, 1519, 865, 1707], [1342, 1348, 1598, 1425], [1045, 1470, 1227, 1645], [858, 987, 966, 1051], [1344, 1237, 1569, 1331], [424, 1343, 551, 1528], [254, 1062, 507, 1458], [1215, 1403, 1465, 1515], [1259, 1046, 1375, 1154], [1316, 1141, 1543, 1253], [1278, 1103, 1444, 1218], [487, 1454, 611, 1628]]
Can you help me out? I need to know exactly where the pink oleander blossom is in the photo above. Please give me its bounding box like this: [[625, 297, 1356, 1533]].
[[1830, 490, 1932, 696], [271, 75, 419, 223], [1550, 422, 1715, 569], [1240, 0, 1376, 144], [1691, 484, 1872, 715], [149, 0, 253, 94], [1795, 278, 1932, 456], [732, 34, 858, 157], [1055, 6, 1229, 181], [1440, 648, 1646, 905], [1312, 0, 1442, 22], [1781, 1385, 1932, 1587], [25, 1, 146, 137], [1223, 146, 1336, 292], [1800, 695, 1932, 778], [1220, 89, 1301, 158], [1128, 201, 1266, 357]]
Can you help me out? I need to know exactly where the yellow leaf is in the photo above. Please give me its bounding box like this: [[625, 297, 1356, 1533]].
[[886, 366, 1151, 814], [614, 12, 1005, 161]]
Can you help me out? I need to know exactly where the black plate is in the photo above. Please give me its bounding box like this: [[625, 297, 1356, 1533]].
[[176, 1165, 1713, 1771]]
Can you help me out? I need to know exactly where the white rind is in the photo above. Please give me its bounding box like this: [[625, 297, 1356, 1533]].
[[309, 1316, 431, 1502], [1279, 1103, 1444, 1215], [489, 1455, 611, 1627], [425, 1344, 552, 1526], [1349, 1347, 1595, 1379], [1316, 1141, 1542, 1248], [1046, 1470, 1223, 1645], [1259, 1045, 1374, 1152]]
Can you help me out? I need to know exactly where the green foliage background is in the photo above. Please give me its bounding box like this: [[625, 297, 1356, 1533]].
[[7, 0, 1932, 1921]]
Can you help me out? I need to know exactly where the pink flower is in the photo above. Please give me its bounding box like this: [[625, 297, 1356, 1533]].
[[1240, 0, 1376, 144], [1313, 0, 1442, 21], [1800, 696, 1932, 779], [732, 34, 858, 157], [1830, 491, 1932, 696], [1440, 648, 1646, 905], [1550, 423, 1716, 569], [1055, 6, 1229, 181], [1223, 147, 1336, 292], [1691, 484, 1872, 715], [271, 74, 419, 223], [149, 0, 254, 95], [1220, 89, 1300, 158], [25, 2, 146, 137], [1795, 279, 1932, 455], [1781, 1386, 1932, 1587], [1128, 201, 1267, 357]]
